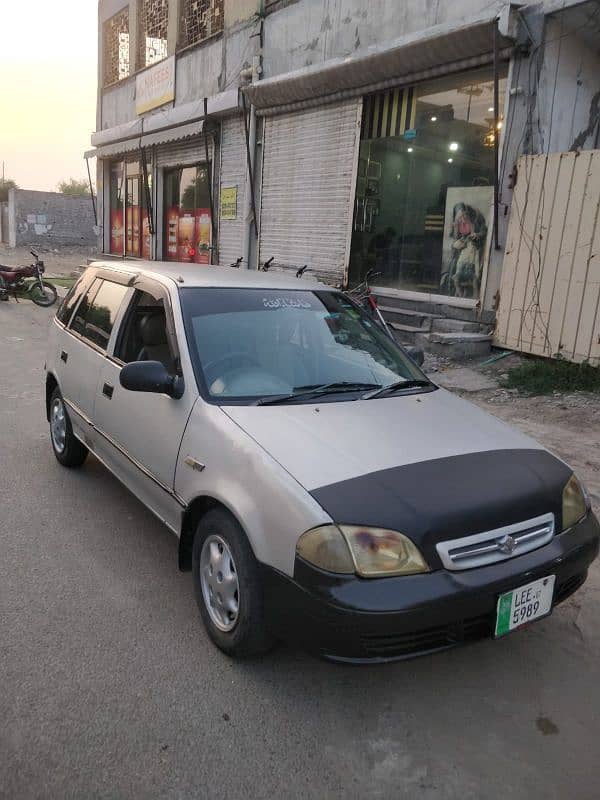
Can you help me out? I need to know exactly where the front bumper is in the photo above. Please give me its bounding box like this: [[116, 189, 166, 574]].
[[261, 512, 600, 663]]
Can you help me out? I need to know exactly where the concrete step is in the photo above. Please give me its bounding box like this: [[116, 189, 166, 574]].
[[430, 317, 491, 334], [389, 322, 424, 345], [373, 287, 496, 325], [378, 305, 440, 331], [415, 331, 493, 360]]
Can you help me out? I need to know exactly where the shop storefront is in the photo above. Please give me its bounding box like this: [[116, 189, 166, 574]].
[[163, 163, 212, 263], [350, 66, 507, 299], [103, 135, 214, 264], [245, 14, 515, 307], [87, 88, 245, 268], [109, 158, 153, 259]]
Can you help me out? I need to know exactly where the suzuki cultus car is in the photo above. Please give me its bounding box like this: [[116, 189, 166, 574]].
[[45, 261, 599, 662]]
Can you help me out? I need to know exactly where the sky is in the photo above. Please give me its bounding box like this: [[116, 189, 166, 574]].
[[0, 1, 97, 192]]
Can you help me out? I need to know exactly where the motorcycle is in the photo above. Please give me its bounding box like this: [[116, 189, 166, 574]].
[[0, 250, 58, 307]]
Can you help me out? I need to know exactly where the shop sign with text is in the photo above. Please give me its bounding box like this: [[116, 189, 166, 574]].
[[136, 56, 175, 115]]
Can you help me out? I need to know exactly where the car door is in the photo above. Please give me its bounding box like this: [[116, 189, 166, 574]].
[[93, 277, 198, 533], [56, 275, 129, 443]]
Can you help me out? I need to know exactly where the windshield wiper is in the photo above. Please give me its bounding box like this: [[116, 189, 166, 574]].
[[361, 379, 434, 400], [255, 382, 380, 406]]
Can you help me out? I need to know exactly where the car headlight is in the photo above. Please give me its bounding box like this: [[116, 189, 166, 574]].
[[562, 474, 590, 530], [296, 525, 429, 577]]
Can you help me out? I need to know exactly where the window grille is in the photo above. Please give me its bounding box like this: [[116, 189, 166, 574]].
[[138, 0, 169, 68], [179, 0, 224, 49], [103, 8, 130, 86]]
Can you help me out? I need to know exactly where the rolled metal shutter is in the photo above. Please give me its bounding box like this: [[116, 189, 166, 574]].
[[258, 99, 362, 284], [155, 136, 213, 167], [218, 115, 248, 267]]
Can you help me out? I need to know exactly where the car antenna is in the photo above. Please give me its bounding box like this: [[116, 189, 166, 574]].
[[296, 265, 308, 278], [262, 256, 275, 272]]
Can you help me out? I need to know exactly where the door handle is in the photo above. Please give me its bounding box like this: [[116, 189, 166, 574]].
[[102, 383, 114, 399], [60, 350, 68, 363]]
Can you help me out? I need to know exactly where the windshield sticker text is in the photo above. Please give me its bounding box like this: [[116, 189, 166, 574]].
[[262, 297, 313, 310]]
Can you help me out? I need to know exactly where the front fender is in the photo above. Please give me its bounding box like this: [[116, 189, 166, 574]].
[[174, 401, 331, 577]]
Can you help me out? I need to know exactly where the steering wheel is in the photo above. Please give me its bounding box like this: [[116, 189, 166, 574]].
[[203, 352, 260, 386]]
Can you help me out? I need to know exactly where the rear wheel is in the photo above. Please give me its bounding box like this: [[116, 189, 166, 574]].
[[49, 388, 88, 468], [192, 508, 275, 658], [30, 281, 57, 307]]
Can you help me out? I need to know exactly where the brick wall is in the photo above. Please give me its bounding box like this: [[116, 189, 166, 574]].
[[9, 189, 97, 248]]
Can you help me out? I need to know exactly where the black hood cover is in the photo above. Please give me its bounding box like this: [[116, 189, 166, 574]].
[[310, 449, 572, 569]]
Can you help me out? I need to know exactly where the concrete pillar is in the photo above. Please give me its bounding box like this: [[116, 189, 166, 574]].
[[168, 0, 183, 55], [8, 188, 16, 249], [129, 0, 141, 72]]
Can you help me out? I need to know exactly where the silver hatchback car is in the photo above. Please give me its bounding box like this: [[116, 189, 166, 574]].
[[45, 261, 599, 662]]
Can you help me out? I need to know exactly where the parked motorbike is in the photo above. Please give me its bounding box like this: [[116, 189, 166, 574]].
[[0, 251, 58, 306]]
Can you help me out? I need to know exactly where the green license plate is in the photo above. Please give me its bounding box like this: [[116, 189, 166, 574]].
[[495, 575, 556, 638]]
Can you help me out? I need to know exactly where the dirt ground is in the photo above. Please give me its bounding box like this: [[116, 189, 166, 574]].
[[0, 243, 94, 277], [429, 353, 600, 509]]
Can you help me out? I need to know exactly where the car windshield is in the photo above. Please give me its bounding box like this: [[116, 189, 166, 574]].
[[180, 287, 430, 404]]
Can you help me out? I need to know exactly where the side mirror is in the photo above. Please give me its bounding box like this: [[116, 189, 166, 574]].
[[119, 361, 184, 399]]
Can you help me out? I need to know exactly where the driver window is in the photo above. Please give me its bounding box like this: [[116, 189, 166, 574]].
[[115, 289, 176, 373]]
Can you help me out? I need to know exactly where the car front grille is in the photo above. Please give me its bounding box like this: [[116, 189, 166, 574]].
[[436, 513, 555, 571], [360, 613, 494, 658]]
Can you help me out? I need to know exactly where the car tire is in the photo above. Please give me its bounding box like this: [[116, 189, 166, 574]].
[[192, 508, 275, 658], [49, 387, 88, 468]]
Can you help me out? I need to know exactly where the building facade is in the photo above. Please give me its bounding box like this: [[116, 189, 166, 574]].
[[90, 0, 600, 328]]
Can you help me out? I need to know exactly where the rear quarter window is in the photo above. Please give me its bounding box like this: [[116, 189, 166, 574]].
[[55, 269, 96, 326], [70, 279, 129, 351]]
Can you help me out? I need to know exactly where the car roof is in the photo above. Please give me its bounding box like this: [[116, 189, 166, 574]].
[[89, 259, 332, 292]]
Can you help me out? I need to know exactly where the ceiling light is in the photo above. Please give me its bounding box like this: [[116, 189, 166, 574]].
[[449, 142, 459, 152], [447, 157, 453, 163], [430, 116, 437, 122], [497, 121, 503, 130], [488, 107, 494, 112], [407, 147, 413, 153]]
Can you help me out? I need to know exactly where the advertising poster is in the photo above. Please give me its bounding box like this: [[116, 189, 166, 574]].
[[194, 209, 212, 265], [177, 212, 196, 262], [141, 210, 151, 260], [110, 209, 124, 255], [166, 207, 179, 261], [220, 187, 237, 221], [440, 186, 493, 299]]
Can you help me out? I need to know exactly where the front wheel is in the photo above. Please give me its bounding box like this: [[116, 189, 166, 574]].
[[192, 508, 275, 658], [30, 280, 57, 307], [49, 388, 88, 467]]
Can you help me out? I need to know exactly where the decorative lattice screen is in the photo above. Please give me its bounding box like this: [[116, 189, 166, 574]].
[[179, 0, 224, 49], [103, 8, 130, 86], [138, 0, 169, 68]]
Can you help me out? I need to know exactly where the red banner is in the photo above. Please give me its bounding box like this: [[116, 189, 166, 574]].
[[141, 210, 151, 260], [165, 206, 179, 261], [194, 209, 212, 265], [110, 209, 124, 255], [177, 211, 196, 262]]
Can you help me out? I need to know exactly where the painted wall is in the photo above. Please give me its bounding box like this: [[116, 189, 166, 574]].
[[7, 190, 97, 248]]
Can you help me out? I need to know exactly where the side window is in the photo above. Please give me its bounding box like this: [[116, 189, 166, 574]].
[[70, 279, 129, 351], [55, 269, 95, 326], [114, 289, 175, 373]]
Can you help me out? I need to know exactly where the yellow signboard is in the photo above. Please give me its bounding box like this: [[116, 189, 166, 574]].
[[136, 56, 175, 115], [220, 186, 238, 220]]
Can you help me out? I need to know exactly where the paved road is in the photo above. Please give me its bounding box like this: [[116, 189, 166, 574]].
[[2, 301, 599, 800]]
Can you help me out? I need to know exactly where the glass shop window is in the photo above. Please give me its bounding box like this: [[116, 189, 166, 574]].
[[109, 160, 152, 258], [163, 164, 212, 264], [350, 66, 507, 299]]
